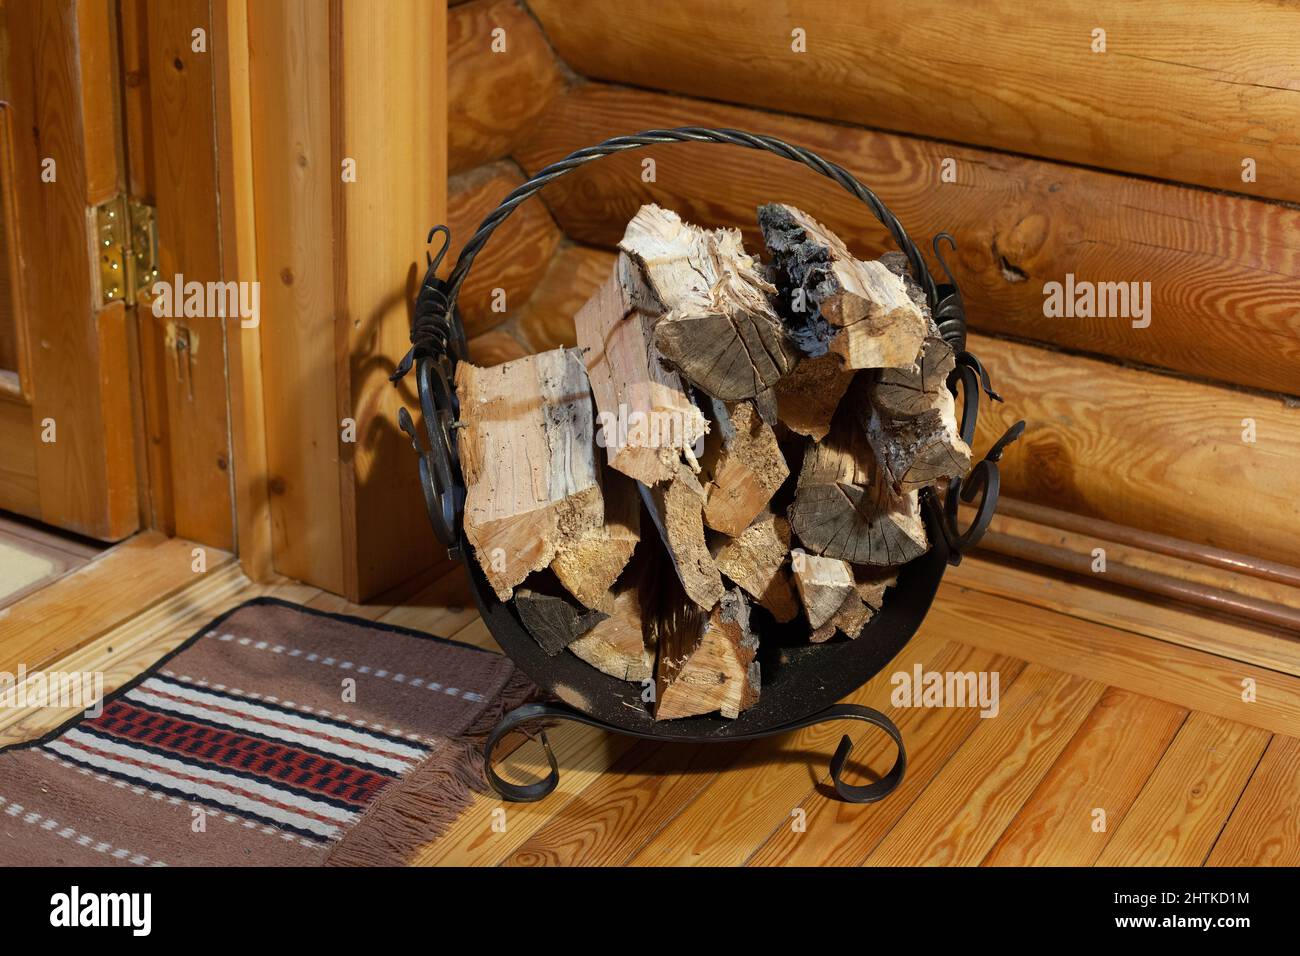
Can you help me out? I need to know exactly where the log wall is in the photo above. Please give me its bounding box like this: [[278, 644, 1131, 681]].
[[448, 0, 1300, 566]]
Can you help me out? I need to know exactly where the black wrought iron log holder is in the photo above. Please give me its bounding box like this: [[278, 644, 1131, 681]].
[[393, 128, 1024, 805]]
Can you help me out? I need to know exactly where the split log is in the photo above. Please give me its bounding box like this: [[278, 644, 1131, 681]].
[[772, 353, 855, 441], [758, 203, 925, 369], [551, 464, 641, 608], [640, 462, 726, 610], [862, 335, 972, 493], [790, 550, 855, 630], [713, 511, 799, 623], [456, 348, 605, 600], [653, 586, 759, 720], [809, 568, 898, 643], [620, 204, 796, 400], [575, 251, 707, 486], [699, 397, 789, 536], [568, 576, 654, 683], [515, 575, 609, 656], [788, 407, 928, 566]]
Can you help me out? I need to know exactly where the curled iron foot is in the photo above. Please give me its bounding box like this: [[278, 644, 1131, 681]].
[[482, 701, 908, 805]]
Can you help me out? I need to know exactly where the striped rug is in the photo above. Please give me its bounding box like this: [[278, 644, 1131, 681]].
[[0, 598, 533, 866]]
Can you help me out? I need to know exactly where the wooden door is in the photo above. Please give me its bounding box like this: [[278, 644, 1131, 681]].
[[0, 0, 138, 540]]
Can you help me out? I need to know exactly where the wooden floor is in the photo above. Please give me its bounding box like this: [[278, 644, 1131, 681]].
[[3, 535, 1299, 866]]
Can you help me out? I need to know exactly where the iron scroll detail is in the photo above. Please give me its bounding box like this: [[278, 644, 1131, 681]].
[[483, 701, 907, 805]]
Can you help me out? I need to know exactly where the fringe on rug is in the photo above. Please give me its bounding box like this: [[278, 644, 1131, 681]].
[[323, 667, 539, 866]]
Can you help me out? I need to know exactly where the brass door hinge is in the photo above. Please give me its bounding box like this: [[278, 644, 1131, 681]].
[[94, 195, 159, 307]]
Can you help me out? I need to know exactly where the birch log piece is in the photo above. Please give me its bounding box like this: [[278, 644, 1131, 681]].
[[699, 397, 789, 536], [574, 251, 707, 486], [640, 462, 726, 610], [620, 204, 796, 401], [713, 511, 799, 623], [455, 348, 604, 600], [551, 464, 641, 609], [758, 203, 926, 369], [653, 585, 760, 720], [788, 406, 928, 566]]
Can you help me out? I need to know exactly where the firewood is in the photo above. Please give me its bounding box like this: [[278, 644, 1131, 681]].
[[788, 407, 928, 566], [515, 575, 610, 656], [862, 335, 972, 493], [551, 464, 641, 608], [772, 353, 855, 441], [790, 550, 856, 630], [575, 251, 707, 486], [620, 204, 796, 401], [567, 577, 654, 682], [713, 511, 799, 623], [456, 348, 604, 600], [653, 586, 759, 720], [758, 203, 926, 370], [808, 568, 898, 643], [640, 462, 726, 610], [699, 397, 789, 536]]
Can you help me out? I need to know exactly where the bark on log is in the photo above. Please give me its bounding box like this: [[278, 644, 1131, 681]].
[[515, 575, 610, 655], [574, 251, 707, 486], [456, 348, 604, 600], [713, 511, 799, 623], [758, 203, 926, 369], [862, 335, 972, 493], [699, 397, 789, 536], [653, 585, 759, 720], [640, 462, 726, 610], [788, 406, 928, 566], [620, 204, 796, 400]]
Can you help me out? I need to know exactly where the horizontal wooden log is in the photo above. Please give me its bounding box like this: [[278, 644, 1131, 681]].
[[512, 84, 1300, 397], [528, 0, 1300, 203], [448, 0, 565, 174], [510, 241, 615, 353], [507, 242, 1300, 569], [970, 332, 1300, 568], [446, 161, 562, 338]]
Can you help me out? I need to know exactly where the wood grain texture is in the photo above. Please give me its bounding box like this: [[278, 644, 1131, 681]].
[[446, 161, 561, 338], [1097, 712, 1269, 866], [969, 332, 1300, 568], [143, 0, 235, 551], [950, 553, 1300, 681], [0, 396, 38, 517], [1207, 734, 1300, 866], [864, 665, 1105, 866], [629, 630, 949, 865], [245, 0, 345, 592], [528, 0, 1300, 203], [334, 0, 446, 600], [448, 0, 565, 174], [509, 241, 615, 353], [748, 643, 1024, 867], [5, 0, 138, 539], [0, 532, 232, 676], [934, 579, 1300, 739], [513, 84, 1300, 397], [213, 0, 274, 581], [983, 689, 1187, 866]]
